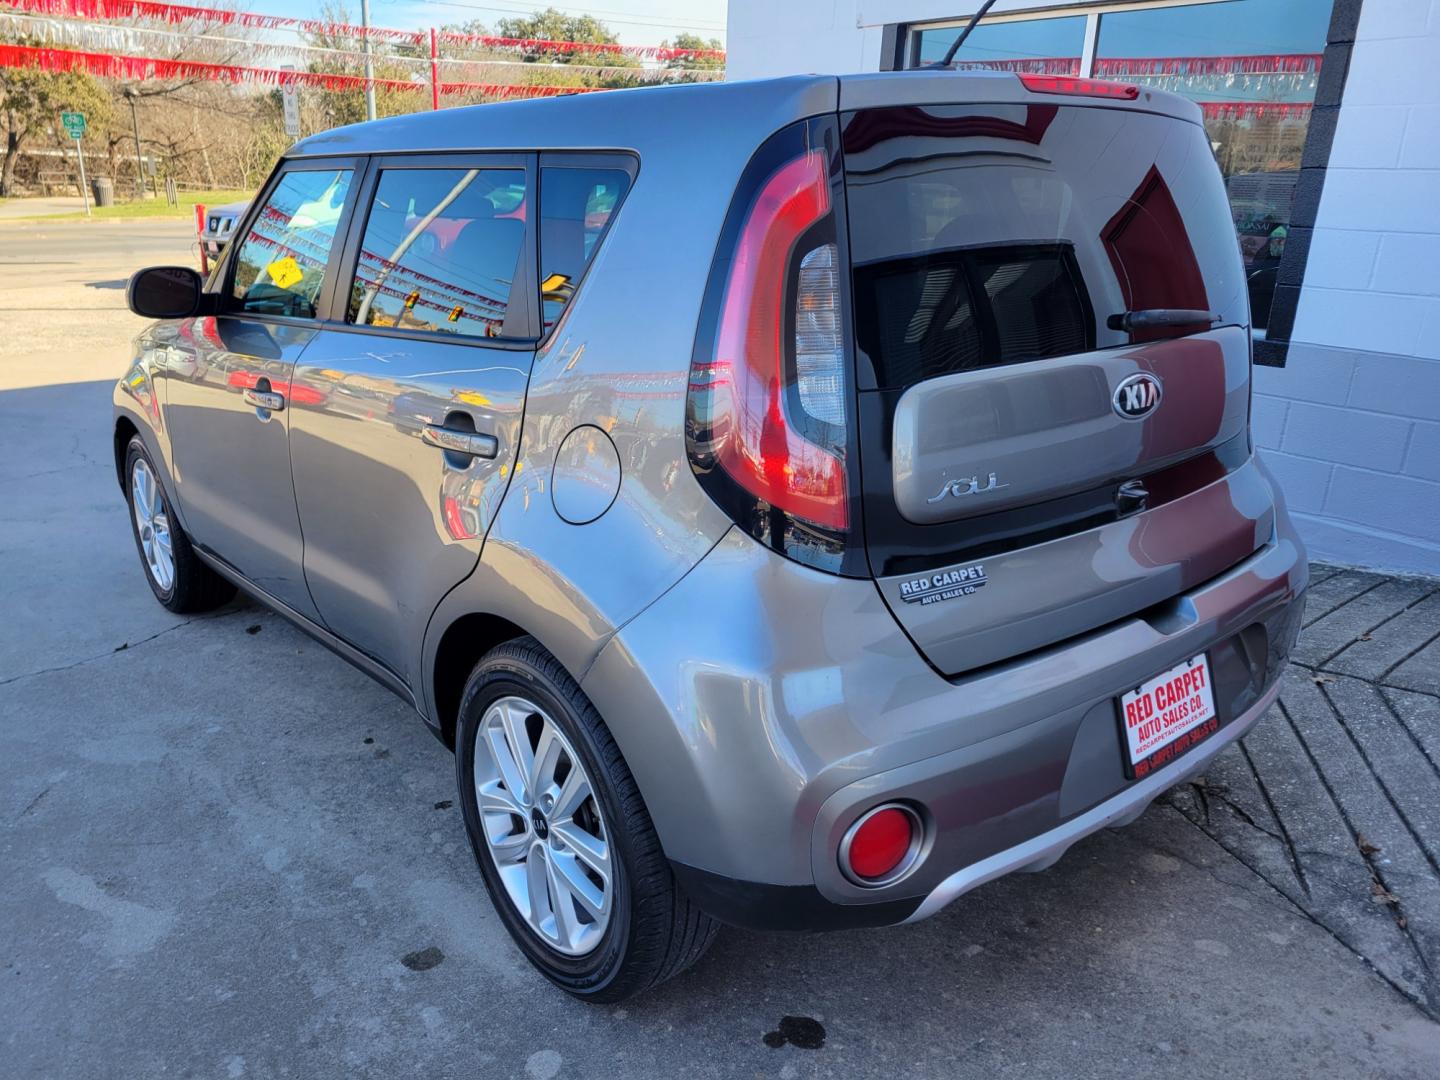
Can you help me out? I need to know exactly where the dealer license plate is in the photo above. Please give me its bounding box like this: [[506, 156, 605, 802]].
[[1119, 653, 1218, 779]]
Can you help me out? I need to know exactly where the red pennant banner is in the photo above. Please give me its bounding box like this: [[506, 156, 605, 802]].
[[950, 53, 1321, 77], [5, 0, 726, 61], [0, 42, 604, 98], [1199, 101, 1314, 120], [1096, 53, 1322, 76]]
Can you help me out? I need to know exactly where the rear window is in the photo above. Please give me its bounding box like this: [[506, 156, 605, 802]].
[[842, 103, 1244, 390]]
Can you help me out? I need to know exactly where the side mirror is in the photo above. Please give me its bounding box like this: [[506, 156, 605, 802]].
[[127, 265, 205, 320]]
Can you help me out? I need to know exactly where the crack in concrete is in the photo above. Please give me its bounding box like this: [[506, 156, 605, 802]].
[[1240, 737, 1311, 897], [1318, 682, 1440, 881], [1166, 803, 1438, 1021], [1279, 699, 1440, 1017], [14, 783, 53, 823], [0, 609, 244, 688]]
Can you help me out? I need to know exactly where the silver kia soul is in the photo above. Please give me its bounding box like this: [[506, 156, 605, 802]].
[[116, 71, 1308, 1000]]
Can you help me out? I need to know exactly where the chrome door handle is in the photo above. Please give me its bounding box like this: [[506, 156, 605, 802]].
[[422, 424, 498, 459], [242, 388, 285, 412]]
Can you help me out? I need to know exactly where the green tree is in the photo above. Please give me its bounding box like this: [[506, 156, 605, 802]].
[[490, 8, 638, 68], [663, 34, 725, 72], [0, 56, 111, 196], [305, 2, 428, 128]]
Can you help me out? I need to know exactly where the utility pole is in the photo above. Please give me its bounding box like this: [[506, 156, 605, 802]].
[[361, 0, 376, 122], [123, 88, 145, 198]]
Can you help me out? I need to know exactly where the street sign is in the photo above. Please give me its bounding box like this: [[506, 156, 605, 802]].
[[61, 112, 91, 216], [281, 65, 300, 138]]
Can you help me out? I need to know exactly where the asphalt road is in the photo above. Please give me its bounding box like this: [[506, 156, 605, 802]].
[[2, 220, 1439, 1079]]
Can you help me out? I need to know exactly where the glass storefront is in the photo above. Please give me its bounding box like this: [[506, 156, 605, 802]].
[[914, 15, 1087, 73], [908, 0, 1332, 332]]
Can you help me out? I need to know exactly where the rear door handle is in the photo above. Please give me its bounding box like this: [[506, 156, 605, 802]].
[[242, 388, 285, 412], [422, 424, 498, 460]]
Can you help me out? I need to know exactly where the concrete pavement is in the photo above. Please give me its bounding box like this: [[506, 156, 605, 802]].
[[0, 196, 90, 221], [2, 222, 1439, 1079]]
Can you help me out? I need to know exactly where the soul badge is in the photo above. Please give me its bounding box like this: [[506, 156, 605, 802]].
[[898, 564, 987, 606]]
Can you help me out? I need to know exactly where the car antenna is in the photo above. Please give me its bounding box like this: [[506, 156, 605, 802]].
[[927, 0, 1000, 69]]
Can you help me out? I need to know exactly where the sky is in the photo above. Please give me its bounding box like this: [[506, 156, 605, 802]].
[[243, 0, 729, 47]]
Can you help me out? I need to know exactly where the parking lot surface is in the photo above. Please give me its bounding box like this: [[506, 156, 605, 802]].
[[2, 220, 1439, 1078]]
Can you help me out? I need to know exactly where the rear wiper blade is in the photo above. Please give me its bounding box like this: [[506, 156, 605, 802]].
[[1106, 309, 1221, 332]]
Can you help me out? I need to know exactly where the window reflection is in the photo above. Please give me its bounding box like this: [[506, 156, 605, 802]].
[[231, 169, 352, 320], [539, 167, 630, 331], [1094, 0, 1329, 330], [915, 16, 1086, 74], [843, 103, 1242, 386], [348, 168, 527, 338]]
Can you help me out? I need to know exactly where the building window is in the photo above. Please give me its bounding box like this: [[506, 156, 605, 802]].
[[912, 15, 1087, 73], [905, 0, 1333, 339], [1093, 0, 1329, 333]]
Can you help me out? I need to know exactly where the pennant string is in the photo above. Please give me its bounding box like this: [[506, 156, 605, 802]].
[[3, 0, 728, 61]]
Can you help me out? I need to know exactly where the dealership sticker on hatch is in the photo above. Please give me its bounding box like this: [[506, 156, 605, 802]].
[[898, 564, 987, 606], [1120, 653, 1217, 778]]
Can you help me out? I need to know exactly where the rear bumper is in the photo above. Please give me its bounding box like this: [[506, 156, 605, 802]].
[[672, 676, 1281, 931], [581, 461, 1307, 931], [903, 675, 1280, 924]]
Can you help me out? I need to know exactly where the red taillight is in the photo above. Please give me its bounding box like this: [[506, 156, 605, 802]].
[[712, 151, 846, 528], [841, 804, 922, 885], [1019, 74, 1140, 100], [688, 121, 852, 550]]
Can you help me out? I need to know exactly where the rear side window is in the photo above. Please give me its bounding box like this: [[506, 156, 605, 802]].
[[842, 103, 1244, 390], [538, 167, 630, 331], [230, 168, 353, 319], [347, 167, 527, 339]]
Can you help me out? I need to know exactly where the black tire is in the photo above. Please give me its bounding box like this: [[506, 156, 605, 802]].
[[123, 436, 235, 614], [456, 636, 719, 1002]]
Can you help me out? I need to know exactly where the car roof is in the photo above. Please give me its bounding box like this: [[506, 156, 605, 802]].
[[286, 70, 1202, 161], [287, 75, 838, 158]]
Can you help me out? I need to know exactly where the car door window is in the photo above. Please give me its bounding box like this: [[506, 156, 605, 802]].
[[347, 167, 527, 339], [229, 168, 354, 320], [539, 167, 630, 332]]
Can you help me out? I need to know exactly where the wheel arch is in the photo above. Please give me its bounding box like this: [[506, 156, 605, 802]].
[[429, 611, 530, 749], [113, 414, 140, 492]]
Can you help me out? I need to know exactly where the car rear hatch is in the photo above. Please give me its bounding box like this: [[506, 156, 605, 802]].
[[838, 72, 1262, 677]]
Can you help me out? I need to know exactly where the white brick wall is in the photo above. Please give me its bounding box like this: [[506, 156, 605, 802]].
[[1256, 0, 1440, 574]]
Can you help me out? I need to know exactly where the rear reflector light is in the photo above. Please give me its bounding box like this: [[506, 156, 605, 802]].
[[1018, 74, 1140, 100], [687, 120, 855, 554], [795, 243, 845, 426], [840, 804, 922, 886]]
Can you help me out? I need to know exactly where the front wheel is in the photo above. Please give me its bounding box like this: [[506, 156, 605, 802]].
[[456, 637, 718, 1001]]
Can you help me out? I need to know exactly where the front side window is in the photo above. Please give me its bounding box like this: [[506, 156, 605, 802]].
[[348, 167, 527, 339], [538, 167, 631, 331], [230, 168, 353, 319]]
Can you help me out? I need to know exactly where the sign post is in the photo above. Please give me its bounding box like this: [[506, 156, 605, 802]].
[[61, 111, 90, 217], [281, 65, 300, 139]]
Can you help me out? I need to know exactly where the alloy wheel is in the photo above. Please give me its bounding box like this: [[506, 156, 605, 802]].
[[131, 458, 175, 593], [473, 695, 612, 956]]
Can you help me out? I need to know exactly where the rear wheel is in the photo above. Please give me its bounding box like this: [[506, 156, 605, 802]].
[[125, 436, 234, 614], [456, 637, 718, 1001]]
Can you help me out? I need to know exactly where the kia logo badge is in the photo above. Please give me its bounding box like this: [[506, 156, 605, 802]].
[[1112, 373, 1162, 419]]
